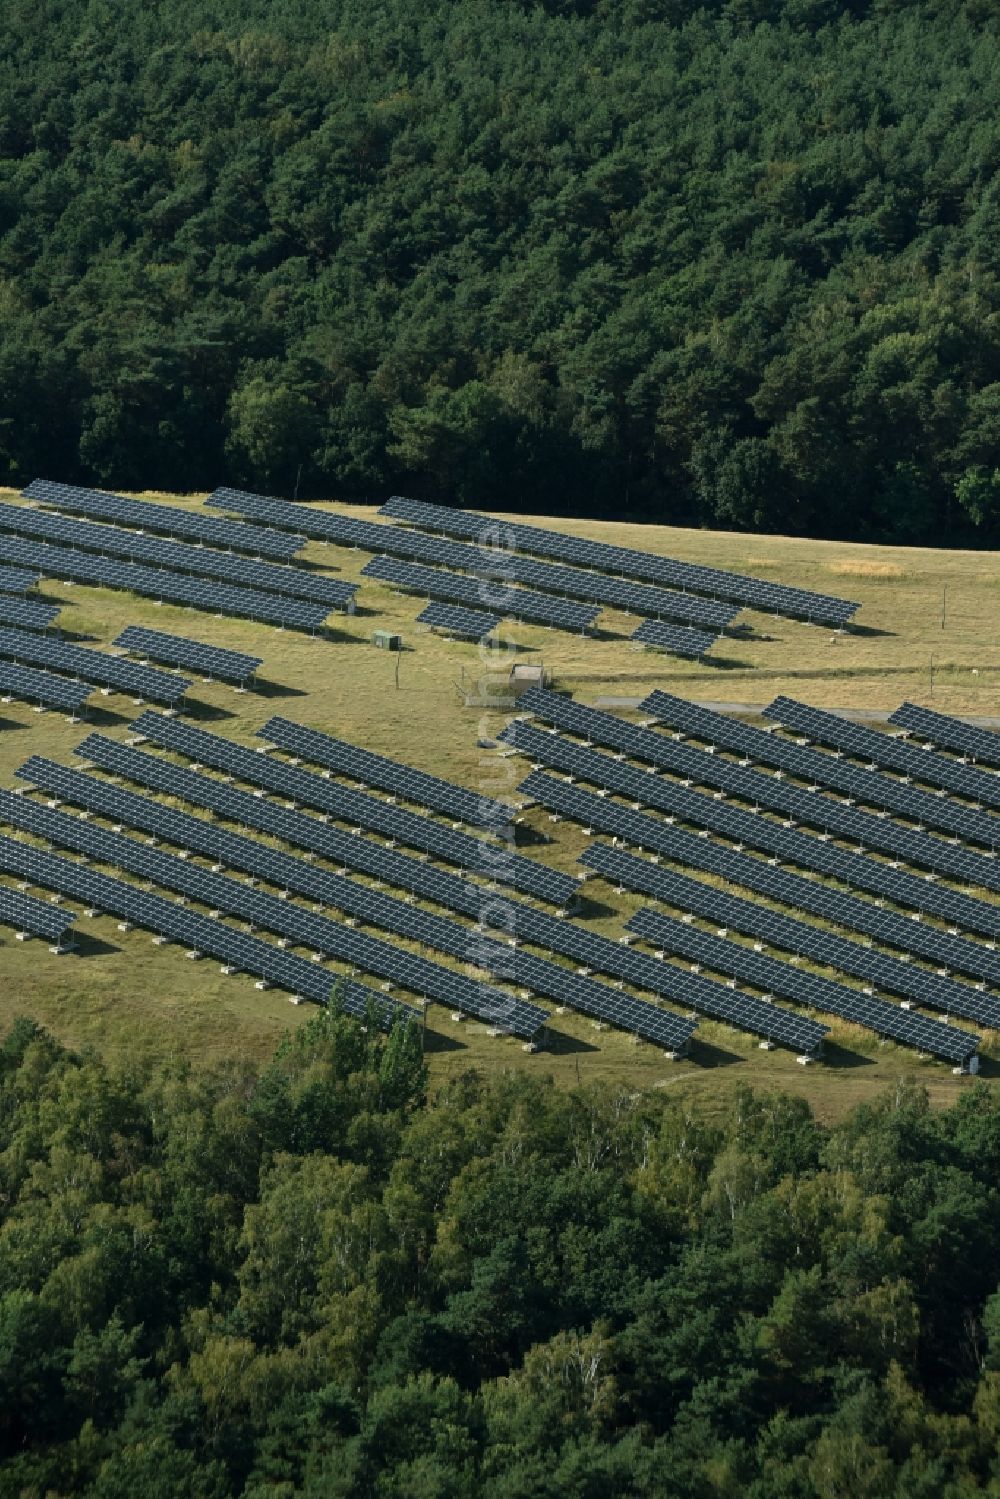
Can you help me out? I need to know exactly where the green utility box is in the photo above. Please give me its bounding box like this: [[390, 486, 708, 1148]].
[[372, 630, 402, 650]]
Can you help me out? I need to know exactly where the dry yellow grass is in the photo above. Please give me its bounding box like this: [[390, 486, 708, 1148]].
[[0, 487, 997, 1123]]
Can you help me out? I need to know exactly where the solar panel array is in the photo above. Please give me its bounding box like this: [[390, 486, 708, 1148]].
[[114, 627, 262, 684], [0, 533, 330, 631], [417, 602, 500, 640], [209, 488, 740, 632], [13, 754, 823, 1049], [614, 861, 997, 1030], [638, 690, 1000, 850], [24, 479, 305, 560], [0, 833, 411, 1029], [890, 702, 1000, 770], [0, 882, 77, 944], [0, 566, 39, 595], [362, 555, 599, 634], [380, 495, 861, 627], [0, 628, 189, 705], [766, 696, 1000, 810], [0, 662, 92, 714], [581, 838, 1000, 991], [0, 596, 61, 633], [515, 689, 1000, 892], [0, 502, 356, 610], [625, 908, 979, 1063], [260, 715, 513, 829], [503, 729, 1000, 940], [629, 618, 718, 659], [0, 788, 686, 1049], [96, 715, 580, 907]]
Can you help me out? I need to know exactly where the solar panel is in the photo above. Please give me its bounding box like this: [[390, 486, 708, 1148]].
[[505, 732, 1000, 941], [208, 488, 740, 631], [0, 501, 355, 610], [417, 602, 500, 640], [113, 627, 262, 684], [0, 661, 92, 714], [610, 860, 999, 1030], [362, 555, 600, 633], [0, 566, 40, 595], [380, 495, 860, 627], [515, 689, 1000, 892], [0, 834, 412, 1030], [889, 702, 1000, 772], [0, 596, 61, 632], [0, 628, 190, 705], [638, 690, 1000, 851], [625, 908, 978, 1064], [581, 837, 1000, 991], [260, 715, 513, 830], [0, 534, 330, 632], [85, 717, 580, 908], [0, 789, 685, 1049], [0, 881, 76, 944], [24, 479, 305, 560], [629, 619, 718, 659], [4, 757, 811, 1050], [766, 696, 1000, 811]]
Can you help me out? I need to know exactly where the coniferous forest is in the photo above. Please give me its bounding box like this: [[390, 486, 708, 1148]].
[[1, 0, 1000, 542], [3, 1011, 1000, 1496]]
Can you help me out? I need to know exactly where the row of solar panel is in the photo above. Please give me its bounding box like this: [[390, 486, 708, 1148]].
[[766, 696, 1000, 808], [0, 627, 189, 705], [0, 501, 355, 610], [417, 602, 500, 640], [0, 534, 331, 631], [630, 618, 718, 658], [0, 881, 77, 943], [639, 690, 1000, 846], [891, 702, 1000, 770], [259, 714, 512, 829], [16, 750, 830, 1051], [207, 487, 739, 631], [0, 833, 413, 1029], [24, 479, 305, 561], [0, 566, 40, 595], [501, 718, 1000, 939], [0, 595, 61, 632], [514, 689, 1000, 893], [379, 495, 861, 627], [1, 788, 690, 1050], [114, 626, 262, 684], [362, 555, 599, 633], [0, 661, 92, 714]]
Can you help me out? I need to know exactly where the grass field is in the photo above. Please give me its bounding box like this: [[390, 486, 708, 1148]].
[[1, 487, 998, 1124]]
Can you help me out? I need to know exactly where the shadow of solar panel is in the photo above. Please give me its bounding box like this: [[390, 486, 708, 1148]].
[[639, 690, 1000, 850], [0, 534, 330, 631], [0, 567, 40, 595], [0, 882, 76, 943], [0, 833, 416, 1029], [516, 689, 1000, 892], [260, 715, 512, 829], [768, 696, 1000, 811], [626, 908, 978, 1064], [0, 627, 189, 704], [416, 602, 500, 640], [630, 618, 718, 658], [0, 662, 92, 713], [580, 837, 1000, 991], [114, 627, 262, 683], [890, 703, 1000, 770], [380, 496, 860, 627], [90, 714, 581, 907], [362, 555, 599, 633], [24, 479, 304, 560], [505, 733, 1000, 941], [0, 597, 61, 632], [0, 502, 354, 609]]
